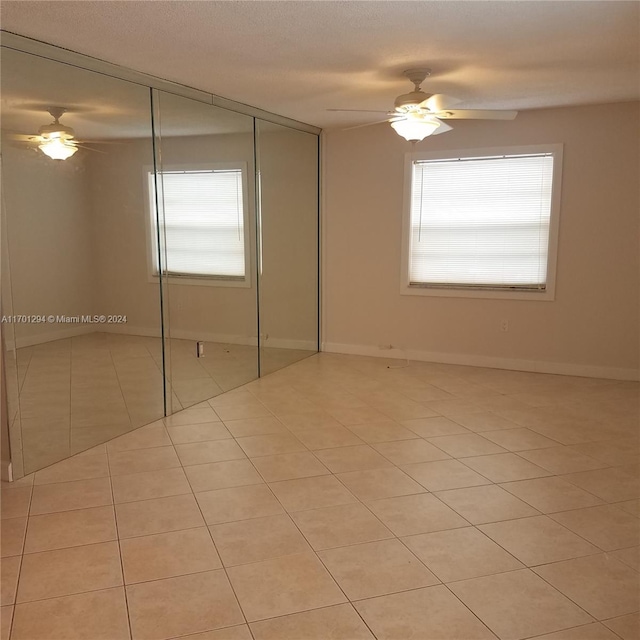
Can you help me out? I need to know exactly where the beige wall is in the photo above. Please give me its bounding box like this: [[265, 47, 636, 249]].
[[2, 126, 319, 349], [258, 124, 319, 347], [88, 132, 258, 342], [88, 137, 164, 336], [156, 132, 258, 343], [2, 143, 96, 345], [90, 128, 319, 348], [323, 102, 640, 378]]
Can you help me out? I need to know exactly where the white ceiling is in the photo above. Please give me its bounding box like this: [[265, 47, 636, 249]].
[[2, 1, 639, 129]]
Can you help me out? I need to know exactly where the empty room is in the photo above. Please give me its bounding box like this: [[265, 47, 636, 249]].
[[0, 2, 638, 640]]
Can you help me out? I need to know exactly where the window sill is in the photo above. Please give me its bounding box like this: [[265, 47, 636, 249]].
[[400, 284, 555, 301], [149, 274, 251, 289]]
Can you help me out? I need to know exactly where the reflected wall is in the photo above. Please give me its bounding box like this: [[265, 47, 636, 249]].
[[256, 120, 319, 375], [153, 91, 259, 410], [1, 48, 163, 474], [1, 41, 320, 478]]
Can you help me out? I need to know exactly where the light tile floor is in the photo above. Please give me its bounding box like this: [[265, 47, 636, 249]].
[[5, 332, 312, 475], [1, 353, 638, 640]]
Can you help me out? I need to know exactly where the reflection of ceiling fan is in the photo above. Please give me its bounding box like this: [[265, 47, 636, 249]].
[[329, 68, 518, 142], [9, 107, 108, 160]]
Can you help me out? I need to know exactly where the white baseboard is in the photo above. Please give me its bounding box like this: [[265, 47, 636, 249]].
[[264, 337, 317, 351], [8, 323, 315, 352], [103, 325, 316, 351], [9, 325, 95, 350], [321, 341, 639, 382]]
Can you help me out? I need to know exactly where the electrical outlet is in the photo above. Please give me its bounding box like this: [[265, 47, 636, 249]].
[[196, 341, 205, 357], [500, 320, 509, 332]]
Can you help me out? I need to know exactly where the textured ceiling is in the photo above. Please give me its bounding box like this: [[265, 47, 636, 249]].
[[1, 1, 639, 129], [1, 47, 254, 140]]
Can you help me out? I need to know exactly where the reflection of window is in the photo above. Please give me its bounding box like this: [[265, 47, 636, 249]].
[[148, 165, 249, 283], [402, 145, 562, 300]]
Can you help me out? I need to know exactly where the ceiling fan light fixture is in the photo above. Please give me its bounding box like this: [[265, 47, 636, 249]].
[[39, 138, 78, 160], [390, 115, 441, 142]]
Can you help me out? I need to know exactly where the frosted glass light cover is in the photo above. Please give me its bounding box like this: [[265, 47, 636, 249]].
[[39, 138, 78, 160], [391, 117, 441, 141]]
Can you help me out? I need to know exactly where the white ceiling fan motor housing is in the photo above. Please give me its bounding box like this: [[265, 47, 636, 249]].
[[38, 122, 75, 140], [38, 106, 75, 140], [394, 90, 432, 112], [394, 68, 433, 113]]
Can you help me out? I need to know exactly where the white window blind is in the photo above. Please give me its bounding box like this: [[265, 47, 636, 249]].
[[409, 153, 554, 290], [150, 169, 246, 279]]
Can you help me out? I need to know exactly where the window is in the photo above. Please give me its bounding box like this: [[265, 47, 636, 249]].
[[401, 145, 563, 300], [147, 163, 250, 286]]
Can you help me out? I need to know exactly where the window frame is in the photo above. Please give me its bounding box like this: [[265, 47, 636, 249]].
[[400, 144, 563, 301], [143, 162, 252, 289]]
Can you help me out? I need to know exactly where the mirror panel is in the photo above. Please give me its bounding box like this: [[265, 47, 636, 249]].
[[1, 49, 164, 474], [255, 120, 319, 375], [1, 45, 321, 479], [1, 205, 23, 477], [152, 91, 259, 411]]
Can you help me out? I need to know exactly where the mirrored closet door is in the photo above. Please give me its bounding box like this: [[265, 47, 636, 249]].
[[255, 120, 319, 376], [151, 90, 259, 412], [1, 40, 320, 479], [1, 48, 164, 475]]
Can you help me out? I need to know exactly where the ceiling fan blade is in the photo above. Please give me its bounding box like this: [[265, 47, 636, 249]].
[[421, 94, 462, 112], [4, 132, 41, 143], [342, 118, 392, 131], [435, 109, 518, 120], [328, 109, 392, 113], [432, 121, 454, 135], [74, 144, 107, 154], [75, 139, 126, 145]]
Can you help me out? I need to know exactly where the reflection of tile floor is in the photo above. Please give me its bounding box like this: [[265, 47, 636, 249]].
[[5, 332, 313, 475], [1, 352, 639, 639]]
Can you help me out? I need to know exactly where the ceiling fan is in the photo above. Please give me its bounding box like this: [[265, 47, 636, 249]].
[[8, 107, 108, 160], [329, 68, 518, 142]]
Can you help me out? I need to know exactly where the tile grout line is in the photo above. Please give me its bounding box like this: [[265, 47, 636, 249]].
[[600, 618, 635, 640], [236, 449, 382, 639], [272, 364, 512, 637], [107, 338, 141, 442], [235, 372, 637, 631], [104, 445, 134, 640], [526, 563, 603, 624], [5, 354, 638, 638], [163, 421, 257, 640], [215, 388, 485, 639], [209, 387, 389, 637], [477, 512, 612, 560], [6, 478, 33, 640]]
